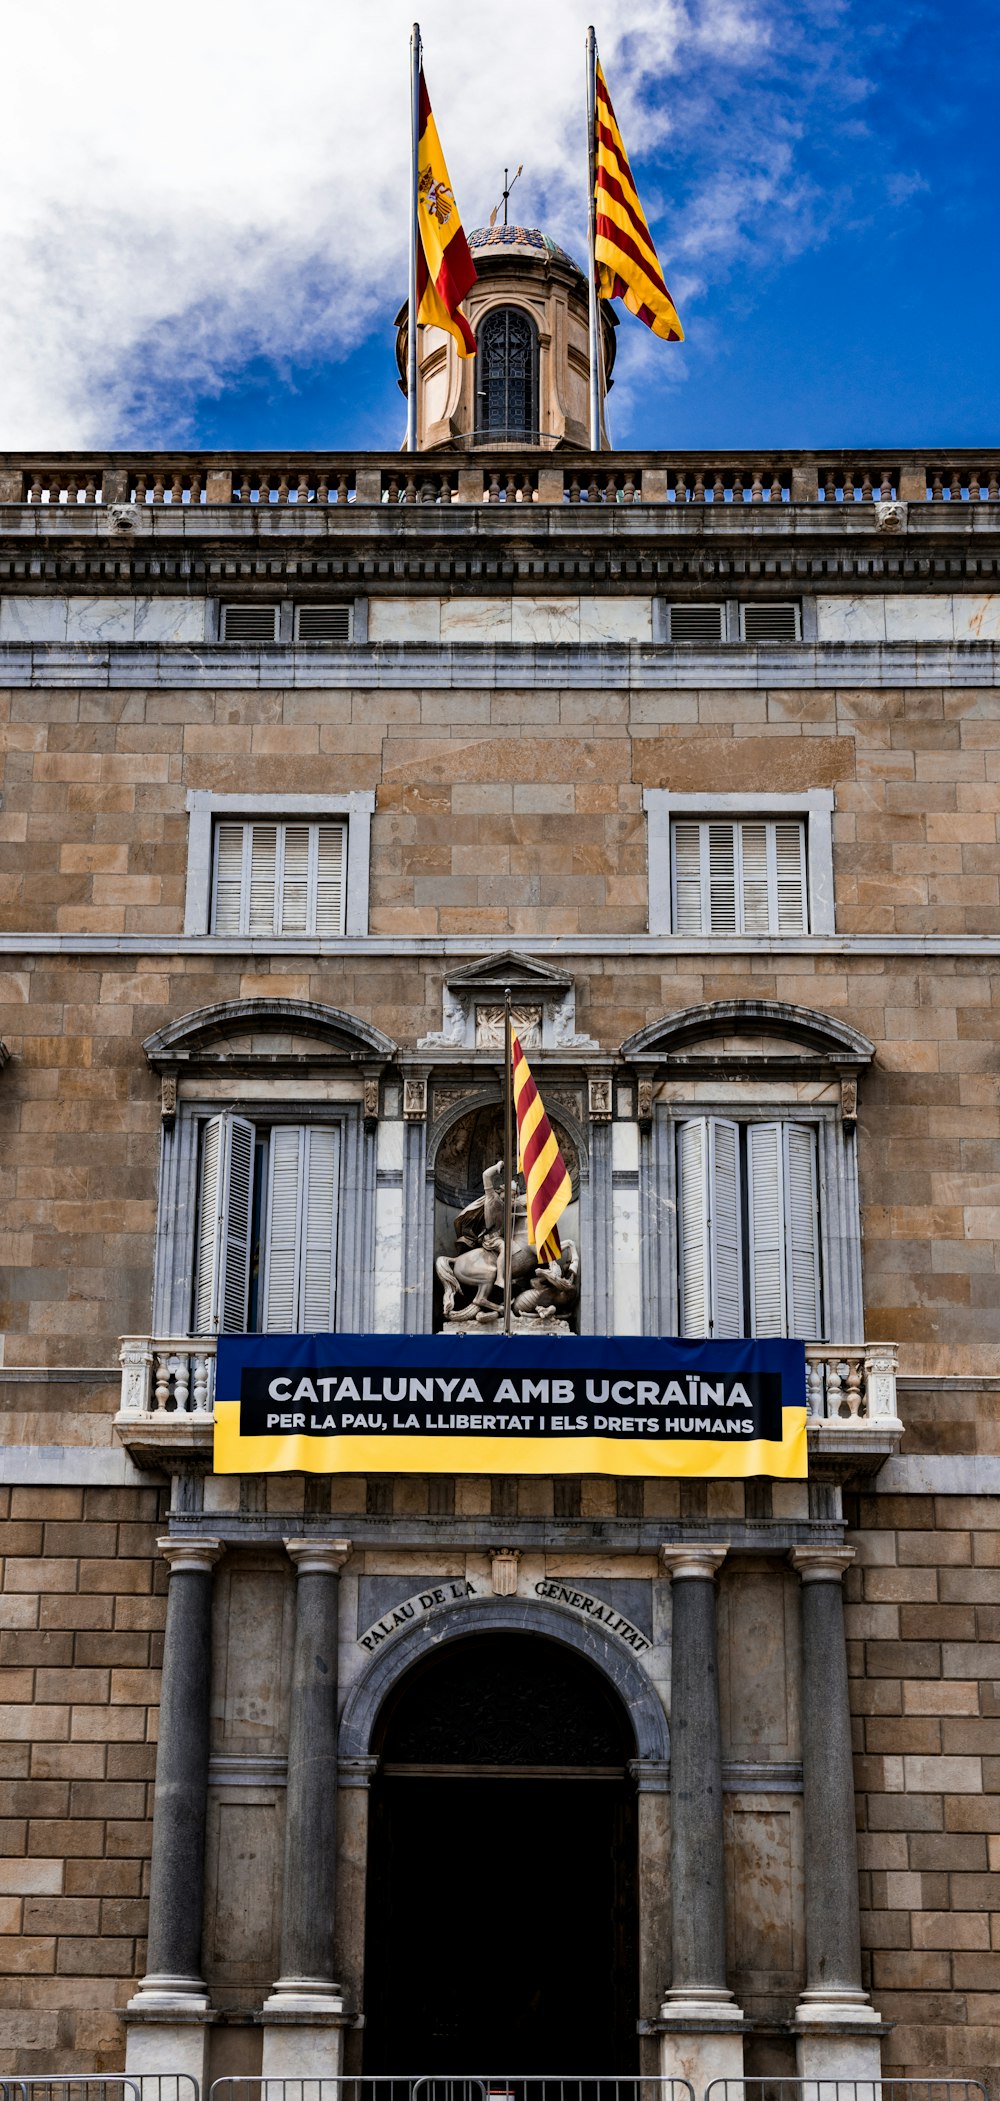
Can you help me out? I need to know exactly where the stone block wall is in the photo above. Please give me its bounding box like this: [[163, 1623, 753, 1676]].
[[0, 1481, 166, 2073], [846, 1488, 1000, 2083]]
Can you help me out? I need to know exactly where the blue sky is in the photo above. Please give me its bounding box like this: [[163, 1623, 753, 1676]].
[[2, 0, 998, 451]]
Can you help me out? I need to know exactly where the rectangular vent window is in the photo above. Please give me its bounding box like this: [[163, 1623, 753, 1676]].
[[668, 604, 725, 644], [221, 604, 280, 643], [296, 604, 353, 643], [742, 603, 800, 642]]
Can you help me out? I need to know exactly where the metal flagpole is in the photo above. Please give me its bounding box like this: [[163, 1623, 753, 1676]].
[[586, 24, 602, 453], [502, 986, 514, 1335], [407, 22, 422, 455]]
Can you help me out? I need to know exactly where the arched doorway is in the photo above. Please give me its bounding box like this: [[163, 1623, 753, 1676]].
[[476, 306, 540, 442], [362, 1630, 639, 2072]]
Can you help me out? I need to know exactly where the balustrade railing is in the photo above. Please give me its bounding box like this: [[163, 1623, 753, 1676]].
[[2, 452, 999, 508], [117, 1335, 898, 1428]]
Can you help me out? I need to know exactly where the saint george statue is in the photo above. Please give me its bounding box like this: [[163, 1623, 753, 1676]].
[[435, 1159, 580, 1331]]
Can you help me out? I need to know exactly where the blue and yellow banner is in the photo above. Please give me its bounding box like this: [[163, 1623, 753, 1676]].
[[213, 1334, 807, 1479]]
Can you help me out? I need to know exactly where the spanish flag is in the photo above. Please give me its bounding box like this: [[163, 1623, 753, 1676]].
[[512, 1033, 572, 1265], [416, 71, 477, 356], [594, 61, 684, 342]]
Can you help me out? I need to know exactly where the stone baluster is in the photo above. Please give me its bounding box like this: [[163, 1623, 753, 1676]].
[[126, 1538, 223, 2086], [789, 1545, 883, 2083], [261, 1539, 352, 2077], [657, 1544, 744, 2087]]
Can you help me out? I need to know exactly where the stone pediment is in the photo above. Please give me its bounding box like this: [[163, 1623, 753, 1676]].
[[419, 952, 597, 1054], [144, 998, 396, 1070], [621, 1000, 875, 1072]]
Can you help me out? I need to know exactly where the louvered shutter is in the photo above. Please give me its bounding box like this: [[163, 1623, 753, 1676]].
[[707, 823, 738, 932], [300, 1127, 341, 1329], [783, 1123, 821, 1336], [775, 822, 808, 931], [739, 823, 771, 933], [260, 1126, 305, 1331], [708, 1117, 743, 1337], [193, 1113, 255, 1333], [314, 824, 346, 935], [248, 825, 279, 934], [747, 1122, 787, 1337], [278, 826, 310, 935], [213, 825, 246, 936], [678, 1119, 710, 1337], [260, 1126, 341, 1331], [672, 822, 704, 933]]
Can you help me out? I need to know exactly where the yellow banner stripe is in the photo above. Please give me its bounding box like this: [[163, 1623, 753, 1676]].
[[214, 1402, 808, 1479]]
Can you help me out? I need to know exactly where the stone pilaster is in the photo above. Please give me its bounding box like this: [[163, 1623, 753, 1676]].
[[789, 1545, 883, 2082], [261, 1539, 352, 2077], [125, 1537, 223, 2088], [657, 1544, 745, 2088]]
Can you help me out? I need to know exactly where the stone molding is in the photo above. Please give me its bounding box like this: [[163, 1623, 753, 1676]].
[[659, 1543, 728, 1581], [789, 1544, 856, 1583], [157, 1537, 224, 1575], [284, 1538, 352, 1575]]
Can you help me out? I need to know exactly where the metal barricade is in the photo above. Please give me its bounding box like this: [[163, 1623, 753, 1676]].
[[209, 2079, 693, 2101], [705, 2080, 989, 2101], [2, 2080, 195, 2101]]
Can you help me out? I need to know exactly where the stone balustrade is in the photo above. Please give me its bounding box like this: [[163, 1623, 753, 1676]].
[[1, 451, 998, 508], [117, 1333, 898, 1430]]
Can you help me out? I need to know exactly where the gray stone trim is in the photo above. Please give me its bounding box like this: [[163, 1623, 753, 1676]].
[[622, 997, 874, 1066], [3, 638, 1000, 686], [643, 789, 836, 939], [143, 995, 395, 1065], [871, 1454, 1000, 1494], [3, 931, 999, 959], [336, 1594, 670, 1764], [184, 789, 375, 938], [0, 1444, 157, 1485]]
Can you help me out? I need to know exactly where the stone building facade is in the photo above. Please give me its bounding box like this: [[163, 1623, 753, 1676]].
[[0, 244, 999, 2088]]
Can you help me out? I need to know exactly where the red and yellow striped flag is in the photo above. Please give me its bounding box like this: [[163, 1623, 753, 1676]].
[[416, 71, 477, 356], [512, 1033, 572, 1264], [594, 61, 684, 342]]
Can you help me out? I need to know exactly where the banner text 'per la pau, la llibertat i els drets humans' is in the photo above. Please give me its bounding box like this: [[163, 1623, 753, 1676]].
[[213, 1334, 808, 1479]]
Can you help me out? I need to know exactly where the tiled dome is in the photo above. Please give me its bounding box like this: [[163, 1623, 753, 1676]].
[[468, 224, 585, 279]]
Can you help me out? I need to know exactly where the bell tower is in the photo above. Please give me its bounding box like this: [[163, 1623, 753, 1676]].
[[396, 223, 616, 450]]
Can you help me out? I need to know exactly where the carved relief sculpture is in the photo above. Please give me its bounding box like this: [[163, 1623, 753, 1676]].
[[435, 1158, 579, 1333]]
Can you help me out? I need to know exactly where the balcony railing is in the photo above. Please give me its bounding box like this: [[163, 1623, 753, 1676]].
[[1, 451, 999, 509], [117, 1335, 899, 1429]]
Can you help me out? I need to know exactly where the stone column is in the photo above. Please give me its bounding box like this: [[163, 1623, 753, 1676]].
[[126, 1537, 223, 2089], [790, 1546, 883, 2082], [657, 1545, 745, 2088], [261, 1539, 352, 2078]]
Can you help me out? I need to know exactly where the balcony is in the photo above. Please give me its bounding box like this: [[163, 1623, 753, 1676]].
[[115, 1335, 902, 1475]]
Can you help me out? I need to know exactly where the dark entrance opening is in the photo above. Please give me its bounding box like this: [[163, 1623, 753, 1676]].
[[363, 1631, 639, 2072]]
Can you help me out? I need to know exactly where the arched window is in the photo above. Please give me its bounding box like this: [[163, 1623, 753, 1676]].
[[476, 306, 538, 441]]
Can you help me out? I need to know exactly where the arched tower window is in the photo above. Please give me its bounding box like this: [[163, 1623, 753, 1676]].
[[476, 306, 539, 442]]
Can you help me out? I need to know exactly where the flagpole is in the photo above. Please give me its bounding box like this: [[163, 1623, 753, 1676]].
[[586, 24, 602, 453], [407, 22, 422, 455], [502, 986, 514, 1336]]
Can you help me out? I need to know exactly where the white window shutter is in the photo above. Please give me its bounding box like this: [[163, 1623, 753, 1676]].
[[708, 1117, 743, 1337], [194, 1113, 255, 1333], [739, 822, 771, 933], [213, 825, 246, 936], [314, 824, 346, 935], [672, 822, 704, 934], [678, 1119, 710, 1337], [747, 1122, 787, 1337], [707, 823, 738, 932], [783, 1123, 821, 1336], [248, 825, 279, 935], [260, 1126, 305, 1332], [278, 825, 310, 935], [300, 1127, 341, 1330], [775, 821, 808, 931]]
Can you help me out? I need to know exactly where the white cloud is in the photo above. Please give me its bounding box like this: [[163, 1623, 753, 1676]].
[[0, 0, 882, 445]]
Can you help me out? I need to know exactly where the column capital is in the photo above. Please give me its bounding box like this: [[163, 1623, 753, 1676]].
[[285, 1538, 352, 1575], [158, 1537, 224, 1575], [659, 1542, 728, 1581], [790, 1545, 855, 1583]]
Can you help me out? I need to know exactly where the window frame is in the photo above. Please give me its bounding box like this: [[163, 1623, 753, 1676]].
[[643, 788, 835, 939], [670, 814, 810, 937], [675, 1112, 822, 1340], [184, 790, 375, 938], [211, 817, 348, 939], [475, 303, 540, 443]]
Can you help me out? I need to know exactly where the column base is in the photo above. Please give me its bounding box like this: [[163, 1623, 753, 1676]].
[[260, 1984, 351, 2079], [124, 1985, 212, 2091], [794, 1994, 886, 2084], [657, 1995, 746, 2088]]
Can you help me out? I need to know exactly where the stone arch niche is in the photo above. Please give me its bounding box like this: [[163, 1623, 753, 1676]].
[[431, 1097, 584, 1332]]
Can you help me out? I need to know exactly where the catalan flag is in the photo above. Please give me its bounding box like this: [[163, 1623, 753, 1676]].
[[594, 60, 684, 342], [416, 70, 477, 356], [512, 1033, 572, 1265]]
